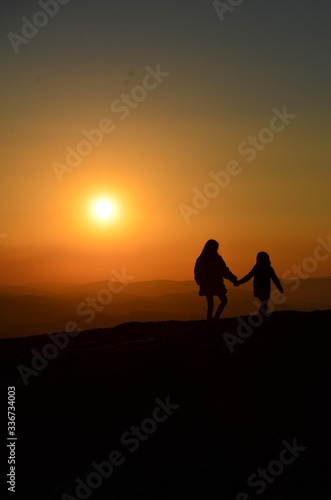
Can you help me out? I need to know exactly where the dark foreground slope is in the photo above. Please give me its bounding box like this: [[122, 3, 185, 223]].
[[1, 311, 331, 499]]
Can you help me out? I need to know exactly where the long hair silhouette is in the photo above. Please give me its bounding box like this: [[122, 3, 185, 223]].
[[200, 239, 219, 258]]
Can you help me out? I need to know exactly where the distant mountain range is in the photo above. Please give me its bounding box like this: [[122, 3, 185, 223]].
[[0, 278, 330, 338]]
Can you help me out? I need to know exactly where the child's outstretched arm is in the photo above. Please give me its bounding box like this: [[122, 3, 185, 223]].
[[271, 268, 283, 293], [236, 268, 255, 286]]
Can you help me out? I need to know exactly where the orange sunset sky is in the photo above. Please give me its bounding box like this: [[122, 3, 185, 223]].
[[0, 1, 330, 285]]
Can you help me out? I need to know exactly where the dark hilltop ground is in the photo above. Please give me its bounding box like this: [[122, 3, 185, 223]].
[[1, 310, 331, 499]]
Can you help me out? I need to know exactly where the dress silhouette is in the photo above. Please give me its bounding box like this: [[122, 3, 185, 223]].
[[194, 239, 237, 322], [236, 251, 283, 315]]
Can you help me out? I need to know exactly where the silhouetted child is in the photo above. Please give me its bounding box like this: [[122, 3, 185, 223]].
[[236, 252, 283, 315], [194, 239, 237, 323]]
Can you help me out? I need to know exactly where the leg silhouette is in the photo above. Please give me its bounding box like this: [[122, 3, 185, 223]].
[[214, 294, 228, 320], [206, 295, 214, 322], [258, 299, 269, 317]]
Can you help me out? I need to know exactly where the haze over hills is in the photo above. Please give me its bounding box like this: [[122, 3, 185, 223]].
[[0, 277, 330, 339]]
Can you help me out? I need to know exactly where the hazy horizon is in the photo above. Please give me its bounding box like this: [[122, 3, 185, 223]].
[[1, 276, 330, 339], [1, 275, 331, 288]]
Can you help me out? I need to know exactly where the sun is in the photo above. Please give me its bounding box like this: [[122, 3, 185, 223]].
[[94, 199, 114, 219], [90, 198, 119, 223]]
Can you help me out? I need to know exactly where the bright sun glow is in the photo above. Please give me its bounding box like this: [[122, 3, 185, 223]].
[[94, 199, 115, 220], [94, 200, 114, 219]]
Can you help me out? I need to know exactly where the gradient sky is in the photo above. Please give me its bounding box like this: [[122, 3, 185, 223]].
[[0, 0, 330, 284]]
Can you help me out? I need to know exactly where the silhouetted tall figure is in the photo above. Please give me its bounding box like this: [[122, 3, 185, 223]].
[[236, 252, 283, 315], [194, 239, 237, 322]]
